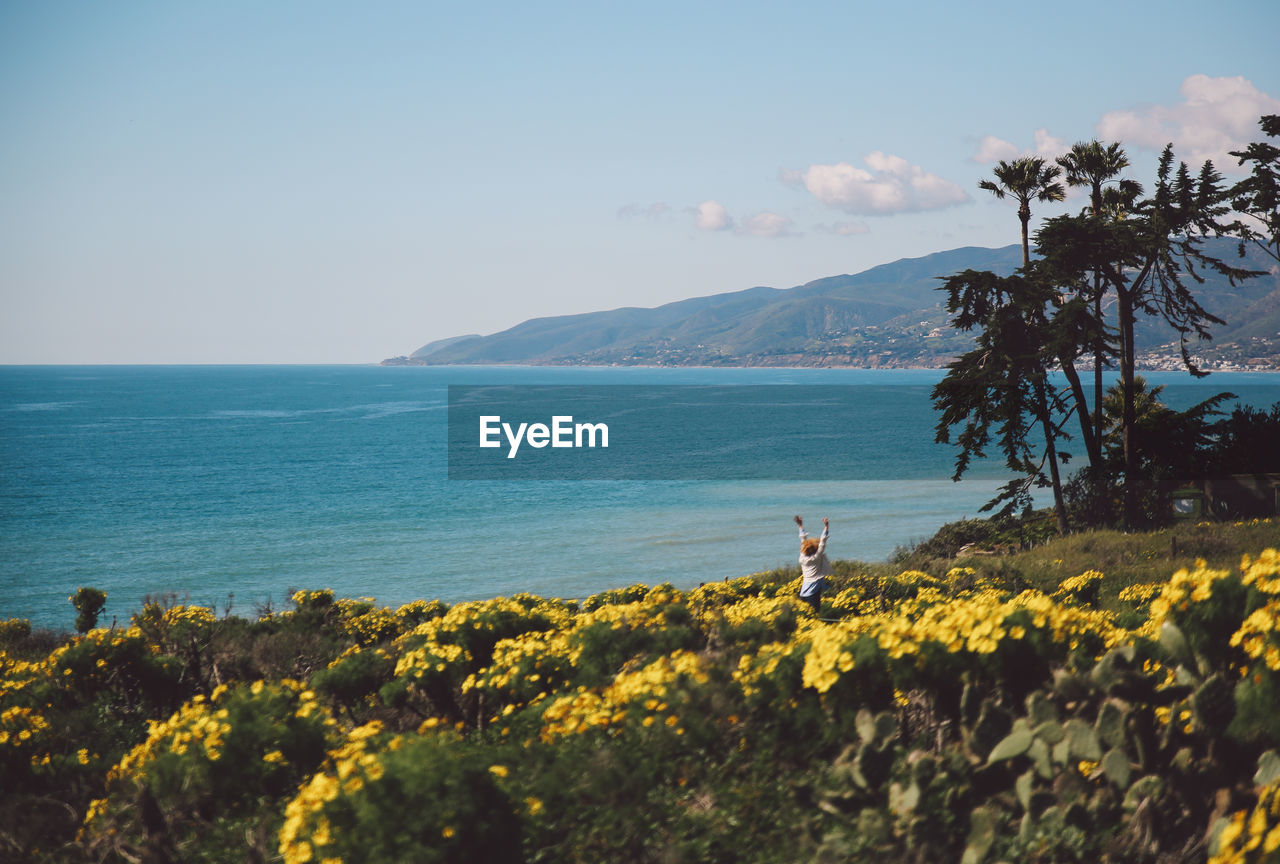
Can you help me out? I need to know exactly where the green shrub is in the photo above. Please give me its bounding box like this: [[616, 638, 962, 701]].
[[313, 648, 395, 709], [280, 731, 522, 864], [82, 680, 338, 863], [0, 617, 31, 647], [70, 587, 107, 633]]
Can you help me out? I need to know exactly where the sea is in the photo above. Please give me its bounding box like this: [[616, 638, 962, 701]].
[[3, 365, 1278, 630]]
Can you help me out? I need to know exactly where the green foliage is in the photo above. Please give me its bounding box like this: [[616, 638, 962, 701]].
[[281, 733, 523, 864], [932, 270, 1072, 524], [1206, 401, 1280, 474], [1228, 114, 1280, 265], [69, 587, 106, 634], [82, 681, 338, 863], [940, 123, 1276, 534], [4, 536, 1280, 863], [313, 648, 396, 710], [0, 617, 31, 647]]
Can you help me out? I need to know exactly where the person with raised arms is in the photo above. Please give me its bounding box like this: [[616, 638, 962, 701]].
[[794, 514, 832, 613]]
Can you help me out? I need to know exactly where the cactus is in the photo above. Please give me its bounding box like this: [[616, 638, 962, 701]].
[[960, 679, 982, 726], [1122, 775, 1163, 812], [855, 739, 895, 790], [855, 808, 889, 844], [960, 805, 998, 864], [1158, 620, 1194, 668], [843, 709, 898, 790], [1255, 750, 1280, 787], [1065, 718, 1102, 762], [968, 699, 1013, 761], [1095, 700, 1126, 750], [1101, 748, 1132, 789], [1052, 668, 1092, 703], [1029, 737, 1053, 779], [1026, 690, 1059, 726], [1032, 720, 1065, 745], [987, 722, 1033, 763], [1191, 674, 1235, 735], [1016, 769, 1034, 810], [909, 751, 937, 788], [888, 780, 920, 817]]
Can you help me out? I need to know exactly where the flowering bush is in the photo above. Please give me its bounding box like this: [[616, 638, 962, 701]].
[[82, 680, 339, 862], [4, 538, 1280, 863], [1210, 780, 1280, 863], [279, 727, 522, 864], [1053, 569, 1104, 607]]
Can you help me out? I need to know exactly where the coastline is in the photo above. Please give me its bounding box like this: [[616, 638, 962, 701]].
[[382, 357, 1280, 372]]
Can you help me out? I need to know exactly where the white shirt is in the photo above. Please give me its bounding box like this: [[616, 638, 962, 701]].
[[798, 524, 832, 595]]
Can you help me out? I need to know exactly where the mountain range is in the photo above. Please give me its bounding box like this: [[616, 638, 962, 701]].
[[384, 241, 1280, 370]]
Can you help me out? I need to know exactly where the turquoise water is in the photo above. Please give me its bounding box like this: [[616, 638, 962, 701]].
[[3, 365, 1278, 629]]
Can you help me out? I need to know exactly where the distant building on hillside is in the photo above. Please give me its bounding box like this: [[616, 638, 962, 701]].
[[1175, 473, 1280, 520]]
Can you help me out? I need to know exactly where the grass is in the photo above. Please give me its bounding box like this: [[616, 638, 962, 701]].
[[815, 515, 1280, 613]]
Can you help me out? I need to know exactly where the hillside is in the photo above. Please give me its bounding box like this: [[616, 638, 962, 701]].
[[384, 241, 1280, 369], [6, 522, 1279, 862]]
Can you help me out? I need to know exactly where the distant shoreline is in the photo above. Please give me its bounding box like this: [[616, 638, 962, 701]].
[[381, 358, 1280, 373]]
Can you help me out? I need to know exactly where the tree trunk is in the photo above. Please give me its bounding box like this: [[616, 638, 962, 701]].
[[1019, 209, 1032, 267], [1059, 355, 1099, 467], [1117, 286, 1138, 530], [1035, 378, 1069, 534], [1090, 192, 1105, 455], [1093, 284, 1104, 456]]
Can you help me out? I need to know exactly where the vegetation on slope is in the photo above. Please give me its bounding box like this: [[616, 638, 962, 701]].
[[3, 521, 1280, 863]]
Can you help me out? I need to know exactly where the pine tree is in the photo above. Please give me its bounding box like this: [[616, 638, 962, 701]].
[[1228, 114, 1280, 264]]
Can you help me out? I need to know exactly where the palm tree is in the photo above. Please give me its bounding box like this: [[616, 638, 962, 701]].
[[980, 157, 1066, 266], [1057, 141, 1136, 216], [1055, 141, 1139, 464], [978, 158, 1069, 532]]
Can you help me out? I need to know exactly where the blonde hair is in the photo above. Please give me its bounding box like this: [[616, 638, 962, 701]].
[[801, 538, 821, 556]]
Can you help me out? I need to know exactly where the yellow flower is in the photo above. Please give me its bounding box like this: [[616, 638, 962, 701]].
[[442, 826, 456, 839], [489, 764, 509, 778]]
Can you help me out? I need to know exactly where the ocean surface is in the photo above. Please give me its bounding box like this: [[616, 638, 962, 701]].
[[3, 365, 1278, 630]]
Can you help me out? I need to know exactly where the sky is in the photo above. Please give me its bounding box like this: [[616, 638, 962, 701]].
[[2, 0, 1278, 364]]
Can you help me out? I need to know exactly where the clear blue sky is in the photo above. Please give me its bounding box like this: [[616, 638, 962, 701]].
[[2, 0, 1278, 363]]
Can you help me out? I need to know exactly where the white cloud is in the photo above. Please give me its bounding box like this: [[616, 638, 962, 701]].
[[695, 200, 732, 231], [1033, 129, 1067, 159], [737, 211, 794, 237], [973, 136, 1020, 164], [972, 128, 1067, 163], [796, 152, 968, 215], [1097, 74, 1280, 172]]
